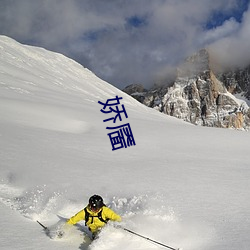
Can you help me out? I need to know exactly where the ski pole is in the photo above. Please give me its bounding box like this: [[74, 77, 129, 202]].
[[37, 220, 48, 231], [122, 227, 180, 250]]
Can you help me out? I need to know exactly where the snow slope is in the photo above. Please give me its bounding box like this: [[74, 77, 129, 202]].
[[0, 35, 250, 250]]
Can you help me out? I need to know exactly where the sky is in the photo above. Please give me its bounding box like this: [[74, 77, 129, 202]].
[[0, 0, 249, 89]]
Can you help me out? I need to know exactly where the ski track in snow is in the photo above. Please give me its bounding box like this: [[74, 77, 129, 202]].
[[0, 99, 91, 134]]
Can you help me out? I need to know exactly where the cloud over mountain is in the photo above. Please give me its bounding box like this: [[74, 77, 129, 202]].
[[0, 0, 249, 88]]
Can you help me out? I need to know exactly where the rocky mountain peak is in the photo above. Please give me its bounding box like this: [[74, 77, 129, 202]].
[[177, 49, 210, 78], [123, 49, 250, 130]]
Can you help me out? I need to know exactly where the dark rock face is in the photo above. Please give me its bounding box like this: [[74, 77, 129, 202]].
[[218, 66, 250, 99], [123, 49, 250, 130], [123, 84, 147, 103]]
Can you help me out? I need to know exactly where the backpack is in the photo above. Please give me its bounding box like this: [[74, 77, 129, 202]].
[[84, 206, 109, 226]]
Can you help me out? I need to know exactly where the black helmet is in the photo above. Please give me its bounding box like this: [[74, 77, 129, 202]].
[[89, 195, 104, 210]]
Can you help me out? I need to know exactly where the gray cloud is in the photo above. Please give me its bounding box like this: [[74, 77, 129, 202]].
[[0, 0, 249, 89], [209, 7, 250, 69]]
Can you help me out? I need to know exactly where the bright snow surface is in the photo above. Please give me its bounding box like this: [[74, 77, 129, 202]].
[[0, 36, 249, 250]]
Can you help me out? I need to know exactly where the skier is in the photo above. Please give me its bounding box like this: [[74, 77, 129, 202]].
[[66, 194, 121, 239]]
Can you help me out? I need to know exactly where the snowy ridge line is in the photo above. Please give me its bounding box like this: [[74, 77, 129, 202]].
[[0, 35, 142, 110]]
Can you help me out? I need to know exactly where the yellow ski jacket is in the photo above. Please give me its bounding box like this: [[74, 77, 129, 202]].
[[67, 206, 121, 233]]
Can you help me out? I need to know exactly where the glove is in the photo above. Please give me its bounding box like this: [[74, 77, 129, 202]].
[[56, 230, 64, 238], [55, 223, 71, 238]]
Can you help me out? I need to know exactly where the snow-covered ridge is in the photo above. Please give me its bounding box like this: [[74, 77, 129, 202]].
[[0, 35, 150, 134], [0, 35, 141, 105]]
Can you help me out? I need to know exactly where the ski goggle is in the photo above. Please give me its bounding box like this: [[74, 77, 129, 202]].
[[90, 204, 101, 211]]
